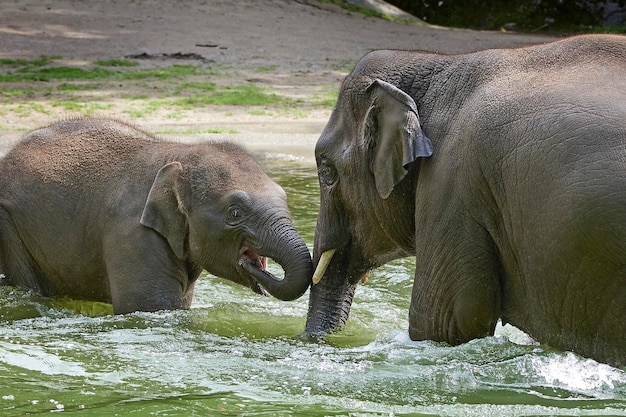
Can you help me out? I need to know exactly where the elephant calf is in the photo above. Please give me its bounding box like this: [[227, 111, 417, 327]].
[[307, 34, 626, 367], [0, 118, 313, 313]]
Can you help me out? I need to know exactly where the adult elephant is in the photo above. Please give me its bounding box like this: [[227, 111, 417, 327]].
[[0, 118, 313, 313], [306, 34, 626, 367]]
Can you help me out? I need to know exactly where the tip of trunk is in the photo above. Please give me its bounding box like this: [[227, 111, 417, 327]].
[[298, 329, 327, 343], [240, 247, 313, 301], [304, 279, 357, 338]]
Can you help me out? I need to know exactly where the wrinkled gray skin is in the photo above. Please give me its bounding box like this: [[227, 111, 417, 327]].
[[0, 118, 313, 313], [307, 34, 626, 367]]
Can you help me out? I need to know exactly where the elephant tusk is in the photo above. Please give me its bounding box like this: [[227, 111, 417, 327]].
[[312, 249, 336, 285]]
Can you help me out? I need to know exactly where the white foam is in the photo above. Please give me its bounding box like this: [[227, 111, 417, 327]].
[[0, 341, 87, 376], [533, 352, 626, 395]]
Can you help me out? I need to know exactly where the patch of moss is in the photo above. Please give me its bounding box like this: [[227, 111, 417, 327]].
[[94, 59, 140, 67]]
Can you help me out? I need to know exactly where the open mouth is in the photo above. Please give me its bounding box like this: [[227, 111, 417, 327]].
[[238, 246, 273, 296], [240, 246, 268, 271]]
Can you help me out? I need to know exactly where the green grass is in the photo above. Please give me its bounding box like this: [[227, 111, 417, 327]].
[[255, 65, 277, 73], [311, 88, 339, 107], [56, 83, 101, 91], [277, 108, 310, 118], [0, 56, 336, 120], [51, 102, 114, 113], [93, 59, 139, 67], [123, 100, 170, 118], [175, 81, 218, 93], [0, 62, 203, 83], [581, 25, 626, 34], [12, 103, 49, 116], [0, 67, 116, 82], [174, 82, 294, 107], [156, 127, 238, 134], [116, 64, 203, 80], [177, 85, 287, 107], [0, 56, 58, 67], [246, 109, 272, 116], [0, 88, 40, 97]]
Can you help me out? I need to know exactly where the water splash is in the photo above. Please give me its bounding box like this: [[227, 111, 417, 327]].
[[532, 353, 626, 398], [0, 154, 624, 416]]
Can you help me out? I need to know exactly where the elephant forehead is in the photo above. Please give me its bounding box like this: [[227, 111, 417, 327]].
[[189, 143, 285, 197], [194, 160, 283, 197], [227, 159, 280, 190], [316, 109, 357, 157], [239, 174, 284, 196], [316, 82, 372, 156]]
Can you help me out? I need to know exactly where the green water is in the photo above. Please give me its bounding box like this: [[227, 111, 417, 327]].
[[0, 153, 625, 417]]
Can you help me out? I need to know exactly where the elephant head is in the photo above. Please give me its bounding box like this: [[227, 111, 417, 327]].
[[306, 77, 432, 337], [140, 143, 313, 301]]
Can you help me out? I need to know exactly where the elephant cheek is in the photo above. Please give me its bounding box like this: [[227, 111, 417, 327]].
[[314, 195, 350, 256], [188, 229, 240, 282], [187, 231, 210, 264]]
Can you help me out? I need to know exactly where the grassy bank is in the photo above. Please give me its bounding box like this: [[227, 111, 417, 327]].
[[0, 56, 338, 131]]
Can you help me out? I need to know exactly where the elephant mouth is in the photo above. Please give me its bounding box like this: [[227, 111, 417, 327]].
[[238, 246, 272, 296]]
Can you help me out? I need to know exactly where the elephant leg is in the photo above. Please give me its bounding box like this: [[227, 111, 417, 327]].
[[408, 215, 502, 345], [181, 281, 195, 308], [106, 259, 187, 314], [103, 231, 189, 314], [0, 209, 50, 295]]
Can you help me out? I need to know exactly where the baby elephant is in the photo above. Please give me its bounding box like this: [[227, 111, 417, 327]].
[[0, 118, 313, 313]]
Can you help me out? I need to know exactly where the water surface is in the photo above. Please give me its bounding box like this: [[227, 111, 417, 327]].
[[0, 150, 624, 416]]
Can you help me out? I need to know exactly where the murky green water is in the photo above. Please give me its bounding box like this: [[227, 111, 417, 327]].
[[0, 151, 625, 416]]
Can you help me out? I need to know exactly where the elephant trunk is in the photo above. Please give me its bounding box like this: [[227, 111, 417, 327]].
[[241, 219, 313, 301], [305, 279, 356, 338], [304, 248, 357, 338]]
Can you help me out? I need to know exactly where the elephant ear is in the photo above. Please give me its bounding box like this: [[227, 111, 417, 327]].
[[140, 161, 189, 259], [365, 79, 433, 199]]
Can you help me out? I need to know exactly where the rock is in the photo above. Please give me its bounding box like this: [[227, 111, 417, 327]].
[[342, 0, 421, 21]]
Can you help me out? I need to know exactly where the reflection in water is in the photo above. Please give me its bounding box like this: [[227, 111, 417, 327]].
[[0, 154, 624, 416]]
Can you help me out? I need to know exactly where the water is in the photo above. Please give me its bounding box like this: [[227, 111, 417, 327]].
[[0, 151, 625, 416]]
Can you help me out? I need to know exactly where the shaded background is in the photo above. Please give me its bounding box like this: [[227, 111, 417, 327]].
[[386, 0, 626, 31]]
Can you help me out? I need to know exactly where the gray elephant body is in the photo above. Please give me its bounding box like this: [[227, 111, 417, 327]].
[[308, 34, 626, 367], [0, 118, 313, 313]]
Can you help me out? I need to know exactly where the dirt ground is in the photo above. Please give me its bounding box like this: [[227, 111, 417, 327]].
[[0, 0, 556, 158]]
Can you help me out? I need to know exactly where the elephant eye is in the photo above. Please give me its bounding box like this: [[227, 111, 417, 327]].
[[318, 159, 338, 186], [226, 206, 245, 224]]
